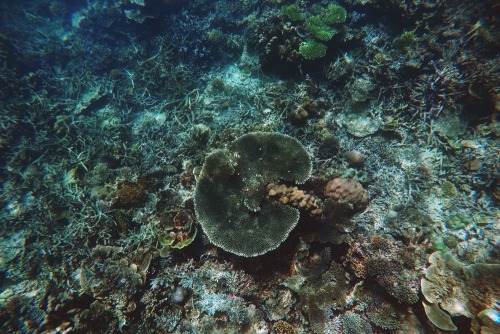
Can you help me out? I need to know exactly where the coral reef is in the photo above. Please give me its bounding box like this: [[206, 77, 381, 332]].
[[299, 40, 328, 60], [0, 0, 498, 332], [267, 183, 323, 217]]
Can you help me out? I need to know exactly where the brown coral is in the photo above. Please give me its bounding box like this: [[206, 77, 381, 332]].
[[324, 177, 368, 210], [421, 251, 500, 332], [346, 236, 425, 305], [347, 150, 365, 167], [111, 179, 148, 208], [272, 320, 296, 334], [288, 98, 318, 126], [267, 183, 323, 217]]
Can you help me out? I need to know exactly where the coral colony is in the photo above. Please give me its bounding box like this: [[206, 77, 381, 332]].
[[1, 0, 499, 333]]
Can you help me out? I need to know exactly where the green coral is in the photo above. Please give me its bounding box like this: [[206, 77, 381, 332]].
[[282, 4, 304, 22], [305, 16, 337, 41], [194, 132, 311, 257], [432, 240, 447, 252], [282, 3, 347, 60], [170, 227, 197, 249], [299, 40, 327, 60], [442, 180, 458, 198], [445, 213, 473, 230], [443, 236, 458, 249], [322, 4, 347, 25], [393, 31, 417, 51]]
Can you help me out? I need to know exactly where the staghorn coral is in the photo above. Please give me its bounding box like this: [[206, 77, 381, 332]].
[[194, 132, 311, 257], [421, 251, 500, 332]]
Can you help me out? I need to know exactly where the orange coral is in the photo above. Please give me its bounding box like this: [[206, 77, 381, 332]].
[[267, 183, 323, 217]]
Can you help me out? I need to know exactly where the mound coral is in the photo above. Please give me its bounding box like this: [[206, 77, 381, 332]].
[[194, 132, 312, 257], [324, 177, 368, 211]]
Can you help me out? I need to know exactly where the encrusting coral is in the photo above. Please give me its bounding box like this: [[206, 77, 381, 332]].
[[347, 236, 424, 305], [421, 251, 500, 332]]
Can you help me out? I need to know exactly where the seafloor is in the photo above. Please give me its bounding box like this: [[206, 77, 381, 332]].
[[0, 1, 499, 333]]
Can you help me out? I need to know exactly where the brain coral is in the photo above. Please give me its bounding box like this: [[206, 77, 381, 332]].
[[194, 132, 312, 257]]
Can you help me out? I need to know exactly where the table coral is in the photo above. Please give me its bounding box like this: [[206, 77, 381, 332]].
[[194, 132, 312, 257]]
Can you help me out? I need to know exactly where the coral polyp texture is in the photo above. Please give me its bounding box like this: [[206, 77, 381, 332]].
[[299, 40, 328, 60], [194, 132, 312, 257], [347, 236, 424, 305], [324, 177, 368, 211]]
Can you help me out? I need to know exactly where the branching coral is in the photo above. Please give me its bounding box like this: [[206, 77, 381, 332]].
[[267, 182, 323, 217]]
